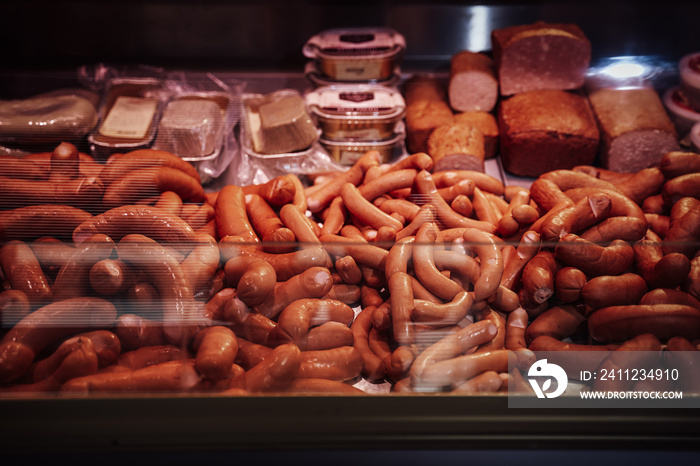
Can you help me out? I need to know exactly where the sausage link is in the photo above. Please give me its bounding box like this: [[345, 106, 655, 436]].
[[297, 346, 363, 382], [0, 240, 53, 304], [102, 166, 205, 209], [553, 266, 587, 303], [588, 304, 700, 343], [581, 273, 648, 311], [254, 267, 334, 319], [193, 326, 238, 382], [554, 234, 634, 277]]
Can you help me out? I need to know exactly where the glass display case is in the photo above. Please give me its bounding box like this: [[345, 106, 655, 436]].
[[1, 0, 700, 458]]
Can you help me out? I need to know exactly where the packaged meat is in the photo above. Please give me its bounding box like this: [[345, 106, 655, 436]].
[[0, 89, 99, 146], [320, 130, 405, 165], [243, 90, 319, 155], [88, 77, 163, 159], [305, 84, 406, 141], [303, 27, 406, 82]]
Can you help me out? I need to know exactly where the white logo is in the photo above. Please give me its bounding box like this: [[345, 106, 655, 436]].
[[527, 359, 568, 399]]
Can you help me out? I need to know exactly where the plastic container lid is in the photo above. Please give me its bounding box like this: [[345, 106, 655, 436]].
[[303, 27, 406, 60]]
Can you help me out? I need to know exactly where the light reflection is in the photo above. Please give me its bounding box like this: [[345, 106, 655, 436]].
[[466, 6, 491, 52]]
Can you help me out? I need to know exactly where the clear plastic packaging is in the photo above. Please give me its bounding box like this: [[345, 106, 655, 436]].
[[319, 129, 406, 165], [303, 27, 406, 82], [304, 61, 402, 88], [153, 72, 243, 184], [0, 88, 99, 147], [305, 84, 406, 141], [88, 76, 165, 160]]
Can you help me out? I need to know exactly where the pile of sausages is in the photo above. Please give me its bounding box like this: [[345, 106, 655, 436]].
[[0, 142, 698, 396]]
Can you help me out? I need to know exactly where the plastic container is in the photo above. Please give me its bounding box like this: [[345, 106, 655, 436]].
[[305, 84, 406, 141], [320, 130, 405, 165], [304, 61, 401, 88], [680, 52, 700, 111], [88, 77, 163, 159], [663, 86, 700, 138], [242, 89, 319, 156], [303, 27, 406, 82]]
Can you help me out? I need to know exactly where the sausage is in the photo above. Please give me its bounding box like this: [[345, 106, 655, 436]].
[[572, 165, 635, 184], [473, 308, 506, 354], [0, 297, 117, 384], [579, 216, 648, 244], [553, 266, 587, 303], [614, 168, 665, 206], [154, 191, 183, 218], [53, 234, 116, 300], [102, 166, 205, 209], [662, 199, 700, 258], [500, 230, 541, 290], [234, 338, 273, 370], [29, 237, 75, 276], [395, 204, 437, 241], [644, 213, 670, 238], [662, 173, 700, 206], [254, 267, 334, 319], [540, 169, 621, 193], [351, 305, 387, 381], [106, 345, 186, 373], [511, 204, 540, 226], [117, 234, 199, 346], [384, 152, 435, 173], [581, 273, 648, 311], [61, 359, 202, 393], [462, 227, 504, 300], [419, 349, 513, 390], [306, 151, 382, 213], [0, 240, 53, 304], [358, 169, 418, 201], [528, 335, 619, 380], [279, 203, 321, 244], [412, 291, 473, 327], [73, 205, 196, 250], [245, 193, 296, 250], [298, 321, 355, 351], [222, 243, 328, 281], [593, 334, 662, 392], [360, 285, 385, 309], [496, 189, 530, 237], [471, 186, 501, 226], [0, 175, 104, 210], [683, 256, 700, 301], [412, 170, 496, 233], [192, 326, 238, 382], [319, 233, 388, 270], [122, 282, 161, 316], [223, 299, 280, 348], [179, 232, 220, 294], [276, 298, 354, 342], [452, 371, 503, 394], [215, 185, 259, 243], [297, 346, 363, 382], [319, 196, 347, 237], [236, 178, 295, 210], [334, 255, 363, 285], [564, 187, 645, 223], [529, 178, 570, 212], [324, 283, 361, 305], [0, 205, 92, 242], [539, 193, 612, 243], [223, 257, 277, 307], [634, 230, 692, 289], [525, 305, 586, 344], [341, 182, 403, 231], [0, 289, 31, 327], [412, 222, 463, 300], [639, 288, 700, 308], [31, 330, 120, 382], [387, 271, 415, 346], [520, 251, 560, 308], [379, 199, 421, 223], [505, 307, 529, 351], [89, 259, 134, 296], [431, 170, 505, 195], [100, 149, 201, 185], [114, 314, 167, 351], [664, 336, 700, 392], [554, 234, 634, 277], [386, 345, 418, 382], [659, 151, 700, 179], [284, 378, 365, 395], [410, 320, 497, 387], [588, 304, 700, 343]]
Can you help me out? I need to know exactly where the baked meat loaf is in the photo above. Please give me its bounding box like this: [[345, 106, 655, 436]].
[[498, 90, 599, 177], [492, 22, 591, 96], [405, 100, 455, 154], [588, 87, 679, 173], [427, 123, 485, 172], [454, 111, 499, 159]]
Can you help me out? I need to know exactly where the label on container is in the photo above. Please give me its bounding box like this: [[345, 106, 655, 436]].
[[319, 90, 395, 115], [337, 148, 363, 165], [99, 96, 158, 139], [319, 31, 396, 55], [333, 61, 383, 81]]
